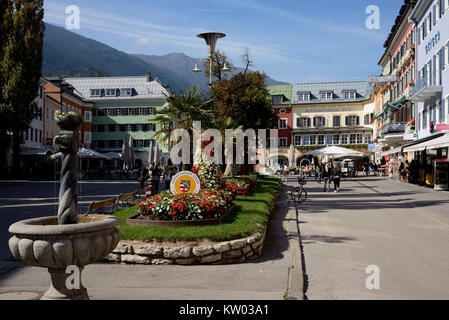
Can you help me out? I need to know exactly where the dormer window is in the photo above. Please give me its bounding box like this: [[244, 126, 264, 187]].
[[105, 89, 117, 97], [120, 88, 133, 96], [320, 91, 333, 100], [90, 89, 101, 97], [272, 95, 283, 105], [297, 92, 310, 101], [344, 90, 356, 99]]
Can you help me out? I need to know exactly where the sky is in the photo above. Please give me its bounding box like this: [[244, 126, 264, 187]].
[[43, 0, 404, 84]]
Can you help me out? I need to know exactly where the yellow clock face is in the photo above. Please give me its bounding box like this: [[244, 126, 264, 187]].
[[170, 171, 201, 195]]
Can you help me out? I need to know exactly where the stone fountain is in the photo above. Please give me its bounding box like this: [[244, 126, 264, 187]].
[[8, 112, 120, 300]]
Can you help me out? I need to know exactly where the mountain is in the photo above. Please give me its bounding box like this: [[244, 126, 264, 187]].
[[42, 23, 288, 93], [132, 52, 289, 91], [42, 24, 190, 91]]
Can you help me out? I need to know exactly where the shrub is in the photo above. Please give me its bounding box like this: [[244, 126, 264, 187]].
[[225, 177, 256, 196]]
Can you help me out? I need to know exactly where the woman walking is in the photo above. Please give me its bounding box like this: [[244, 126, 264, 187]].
[[332, 163, 342, 192]]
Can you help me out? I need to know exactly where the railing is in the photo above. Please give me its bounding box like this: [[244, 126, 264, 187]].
[[382, 122, 406, 135], [411, 78, 428, 96]]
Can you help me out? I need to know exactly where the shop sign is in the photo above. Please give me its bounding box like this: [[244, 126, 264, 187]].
[[435, 124, 449, 131], [368, 144, 376, 151], [425, 31, 440, 55]]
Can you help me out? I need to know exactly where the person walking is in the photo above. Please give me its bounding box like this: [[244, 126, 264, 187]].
[[322, 163, 331, 192], [163, 166, 172, 190], [332, 163, 342, 192], [150, 164, 161, 195], [137, 163, 148, 190], [316, 163, 323, 184]]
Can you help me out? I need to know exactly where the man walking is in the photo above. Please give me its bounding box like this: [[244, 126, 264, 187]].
[[150, 164, 161, 195], [138, 163, 148, 190], [323, 163, 331, 192]]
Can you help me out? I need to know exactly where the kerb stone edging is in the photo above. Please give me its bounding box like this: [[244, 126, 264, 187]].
[[104, 186, 281, 266]]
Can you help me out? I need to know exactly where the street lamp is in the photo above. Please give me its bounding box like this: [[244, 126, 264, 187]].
[[195, 32, 227, 87]]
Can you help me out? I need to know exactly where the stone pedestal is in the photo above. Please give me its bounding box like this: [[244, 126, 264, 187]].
[[41, 268, 89, 300]]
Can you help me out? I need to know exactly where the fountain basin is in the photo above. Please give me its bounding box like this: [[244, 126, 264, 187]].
[[8, 215, 120, 269]]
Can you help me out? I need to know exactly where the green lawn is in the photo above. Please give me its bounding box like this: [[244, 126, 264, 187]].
[[113, 177, 280, 242]]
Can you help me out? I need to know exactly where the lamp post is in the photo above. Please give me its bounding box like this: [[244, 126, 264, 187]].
[[194, 32, 227, 87]]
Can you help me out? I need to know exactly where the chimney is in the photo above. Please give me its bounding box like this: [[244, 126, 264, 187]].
[[146, 72, 151, 82]]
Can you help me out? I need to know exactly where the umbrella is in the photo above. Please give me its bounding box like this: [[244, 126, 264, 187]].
[[122, 134, 129, 170], [102, 152, 122, 160], [78, 148, 111, 160], [128, 135, 135, 169], [148, 140, 154, 167], [302, 146, 365, 158], [288, 144, 296, 168], [153, 143, 160, 166]]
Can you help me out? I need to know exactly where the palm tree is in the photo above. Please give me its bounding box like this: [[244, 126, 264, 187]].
[[152, 86, 213, 165]]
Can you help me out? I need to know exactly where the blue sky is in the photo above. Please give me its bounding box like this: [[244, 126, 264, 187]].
[[43, 0, 404, 83]]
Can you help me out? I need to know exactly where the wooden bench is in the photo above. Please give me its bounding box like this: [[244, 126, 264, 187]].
[[86, 197, 119, 215], [135, 185, 153, 200], [116, 191, 137, 208]]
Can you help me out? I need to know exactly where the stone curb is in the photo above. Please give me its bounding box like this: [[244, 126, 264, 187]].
[[104, 187, 281, 266]]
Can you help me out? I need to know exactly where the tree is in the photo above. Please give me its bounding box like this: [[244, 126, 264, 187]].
[[202, 50, 233, 85], [0, 0, 45, 177], [210, 50, 276, 130], [152, 86, 213, 166], [210, 50, 276, 176]]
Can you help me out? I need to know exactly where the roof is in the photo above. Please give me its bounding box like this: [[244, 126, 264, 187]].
[[291, 81, 372, 105], [409, 0, 433, 23], [63, 76, 170, 102], [268, 85, 293, 105]]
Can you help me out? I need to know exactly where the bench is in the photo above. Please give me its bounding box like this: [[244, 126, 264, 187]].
[[86, 197, 119, 215], [135, 185, 153, 200], [116, 191, 137, 208]]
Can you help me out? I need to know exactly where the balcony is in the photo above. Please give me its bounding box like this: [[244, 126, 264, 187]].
[[382, 122, 406, 135], [411, 78, 443, 102]]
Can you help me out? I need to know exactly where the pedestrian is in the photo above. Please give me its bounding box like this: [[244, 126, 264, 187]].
[[332, 163, 342, 192], [163, 166, 172, 190], [316, 163, 323, 184], [137, 163, 148, 190], [322, 163, 331, 192], [150, 164, 161, 195]]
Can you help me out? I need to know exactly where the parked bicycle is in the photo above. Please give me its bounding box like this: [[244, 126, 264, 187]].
[[290, 174, 308, 204]]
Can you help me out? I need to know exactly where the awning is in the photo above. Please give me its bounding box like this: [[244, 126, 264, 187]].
[[375, 97, 408, 119], [380, 147, 402, 157], [403, 133, 449, 153]]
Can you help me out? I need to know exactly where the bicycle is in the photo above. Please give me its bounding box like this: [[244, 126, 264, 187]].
[[290, 174, 308, 204]]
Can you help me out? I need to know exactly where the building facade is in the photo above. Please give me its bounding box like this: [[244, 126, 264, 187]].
[[64, 74, 170, 163], [290, 81, 375, 163]]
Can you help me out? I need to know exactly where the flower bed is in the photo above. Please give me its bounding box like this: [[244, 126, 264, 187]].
[[225, 177, 256, 196], [137, 188, 234, 221]]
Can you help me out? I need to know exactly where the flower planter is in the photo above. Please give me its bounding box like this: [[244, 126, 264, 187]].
[[126, 205, 235, 228]]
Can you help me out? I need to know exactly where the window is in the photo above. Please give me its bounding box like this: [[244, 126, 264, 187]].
[[364, 114, 371, 125], [279, 109, 286, 114], [344, 91, 356, 99], [326, 135, 333, 145], [297, 92, 310, 101], [346, 116, 360, 126], [294, 135, 302, 146], [108, 124, 116, 132], [318, 135, 325, 145], [272, 96, 282, 105], [341, 134, 348, 145], [350, 134, 357, 144], [320, 91, 333, 100], [333, 116, 341, 127], [314, 117, 325, 127], [120, 88, 132, 96], [136, 124, 143, 132], [423, 108, 428, 128], [310, 135, 317, 145], [279, 119, 287, 129], [84, 132, 92, 143], [90, 89, 101, 97], [120, 125, 126, 132], [35, 129, 38, 142], [136, 140, 144, 148], [105, 89, 117, 97], [279, 138, 288, 147], [364, 133, 373, 144], [39, 130, 42, 143], [126, 124, 132, 131], [297, 117, 311, 127], [356, 134, 363, 144], [333, 134, 340, 145], [84, 111, 92, 122], [302, 136, 310, 146]]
